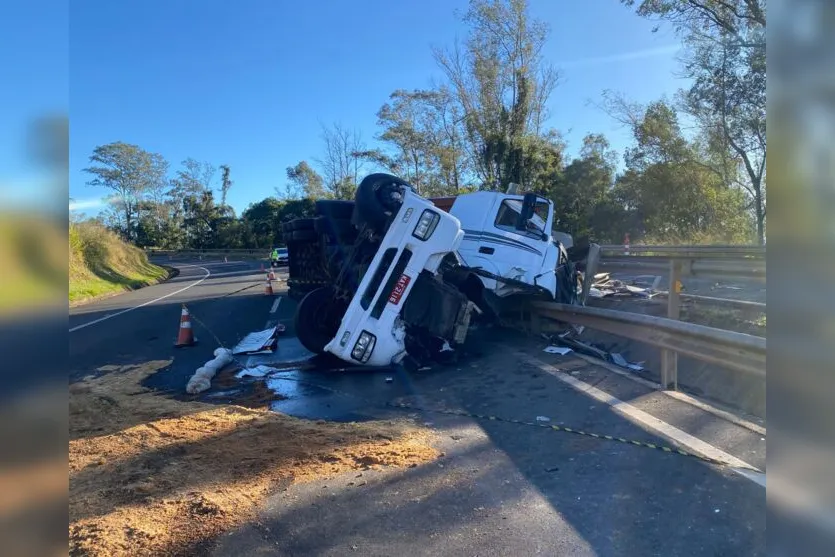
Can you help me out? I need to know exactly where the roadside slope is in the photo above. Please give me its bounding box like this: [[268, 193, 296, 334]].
[[69, 223, 168, 305]]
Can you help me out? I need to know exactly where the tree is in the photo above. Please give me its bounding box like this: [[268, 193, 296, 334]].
[[170, 158, 218, 245], [219, 164, 233, 207], [180, 189, 234, 249], [83, 142, 169, 241], [680, 29, 766, 243], [285, 161, 326, 199], [434, 0, 560, 190], [316, 123, 366, 199], [557, 134, 618, 240], [516, 129, 566, 197], [242, 198, 284, 248], [373, 88, 471, 195], [622, 0, 765, 48], [170, 157, 216, 198], [375, 90, 434, 192], [623, 0, 766, 243], [611, 99, 754, 243]]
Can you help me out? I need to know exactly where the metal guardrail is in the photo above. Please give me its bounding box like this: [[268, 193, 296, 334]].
[[599, 244, 766, 258], [530, 302, 766, 386], [599, 258, 765, 280], [146, 248, 270, 259], [589, 246, 766, 385], [597, 245, 765, 280]]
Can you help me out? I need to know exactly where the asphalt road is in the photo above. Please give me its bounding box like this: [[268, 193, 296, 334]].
[[69, 259, 766, 556], [69, 259, 274, 383]]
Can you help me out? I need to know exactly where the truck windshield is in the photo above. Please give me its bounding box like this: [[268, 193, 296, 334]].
[[496, 199, 548, 237]]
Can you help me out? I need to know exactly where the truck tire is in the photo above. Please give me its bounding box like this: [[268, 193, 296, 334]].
[[294, 286, 347, 354], [315, 217, 357, 244], [315, 200, 354, 220], [353, 173, 414, 232], [314, 216, 355, 240], [282, 218, 315, 233], [286, 229, 318, 243]]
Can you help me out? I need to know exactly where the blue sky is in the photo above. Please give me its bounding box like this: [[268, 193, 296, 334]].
[[63, 0, 686, 217]]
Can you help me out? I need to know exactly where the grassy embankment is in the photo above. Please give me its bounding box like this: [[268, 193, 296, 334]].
[[69, 222, 169, 304]]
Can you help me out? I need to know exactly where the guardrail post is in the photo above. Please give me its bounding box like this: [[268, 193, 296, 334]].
[[530, 309, 542, 336], [580, 243, 600, 305], [661, 260, 682, 389]]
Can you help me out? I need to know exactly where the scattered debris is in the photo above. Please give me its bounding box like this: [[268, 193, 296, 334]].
[[236, 365, 280, 378], [546, 331, 645, 373], [610, 353, 628, 367], [588, 274, 660, 299], [535, 416, 551, 422], [608, 352, 645, 372], [554, 335, 609, 361], [232, 327, 279, 355], [186, 348, 234, 394]]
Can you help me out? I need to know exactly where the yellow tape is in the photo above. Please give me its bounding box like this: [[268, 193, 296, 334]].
[[378, 400, 732, 468]]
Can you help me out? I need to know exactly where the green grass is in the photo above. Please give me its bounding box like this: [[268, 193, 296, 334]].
[[69, 223, 169, 304]]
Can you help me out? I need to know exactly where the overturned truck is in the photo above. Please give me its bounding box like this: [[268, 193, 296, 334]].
[[283, 174, 593, 369]]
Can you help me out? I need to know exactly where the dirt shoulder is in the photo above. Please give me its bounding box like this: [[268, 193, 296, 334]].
[[69, 361, 438, 556]]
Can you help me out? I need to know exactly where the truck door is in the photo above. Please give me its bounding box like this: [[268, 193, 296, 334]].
[[475, 195, 552, 285]]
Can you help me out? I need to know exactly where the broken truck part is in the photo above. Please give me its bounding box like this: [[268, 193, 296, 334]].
[[283, 173, 597, 368]]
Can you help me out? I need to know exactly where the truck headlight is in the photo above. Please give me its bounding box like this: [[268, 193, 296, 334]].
[[412, 209, 440, 241], [351, 331, 376, 363]]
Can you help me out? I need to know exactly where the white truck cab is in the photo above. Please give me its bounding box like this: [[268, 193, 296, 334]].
[[447, 191, 564, 299], [323, 189, 465, 366]]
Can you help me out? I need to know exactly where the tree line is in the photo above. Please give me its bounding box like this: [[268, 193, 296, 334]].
[[79, 0, 765, 248]]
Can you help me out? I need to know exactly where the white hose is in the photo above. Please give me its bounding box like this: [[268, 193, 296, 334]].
[[185, 348, 235, 394]]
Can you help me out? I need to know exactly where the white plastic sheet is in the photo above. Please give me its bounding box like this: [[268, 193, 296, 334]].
[[232, 327, 278, 355]]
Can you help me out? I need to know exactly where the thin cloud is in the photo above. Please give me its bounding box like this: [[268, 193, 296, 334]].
[[69, 198, 104, 212], [557, 44, 681, 69]]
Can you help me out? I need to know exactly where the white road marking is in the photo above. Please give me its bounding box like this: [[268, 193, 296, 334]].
[[521, 354, 765, 487], [197, 269, 263, 279], [69, 265, 211, 332], [270, 298, 282, 314], [572, 352, 767, 436]]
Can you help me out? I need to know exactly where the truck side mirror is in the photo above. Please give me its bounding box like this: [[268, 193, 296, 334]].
[[515, 192, 537, 231]]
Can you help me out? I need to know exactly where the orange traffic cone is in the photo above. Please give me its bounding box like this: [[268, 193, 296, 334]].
[[265, 276, 274, 296], [175, 304, 196, 347]]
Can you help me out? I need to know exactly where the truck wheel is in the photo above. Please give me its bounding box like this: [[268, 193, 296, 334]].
[[295, 286, 347, 354], [314, 216, 355, 239], [286, 229, 318, 243], [315, 200, 354, 220], [353, 173, 414, 232], [283, 218, 315, 233]]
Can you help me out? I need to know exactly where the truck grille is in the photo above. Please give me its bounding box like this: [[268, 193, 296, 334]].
[[360, 248, 397, 310], [370, 249, 413, 320]]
